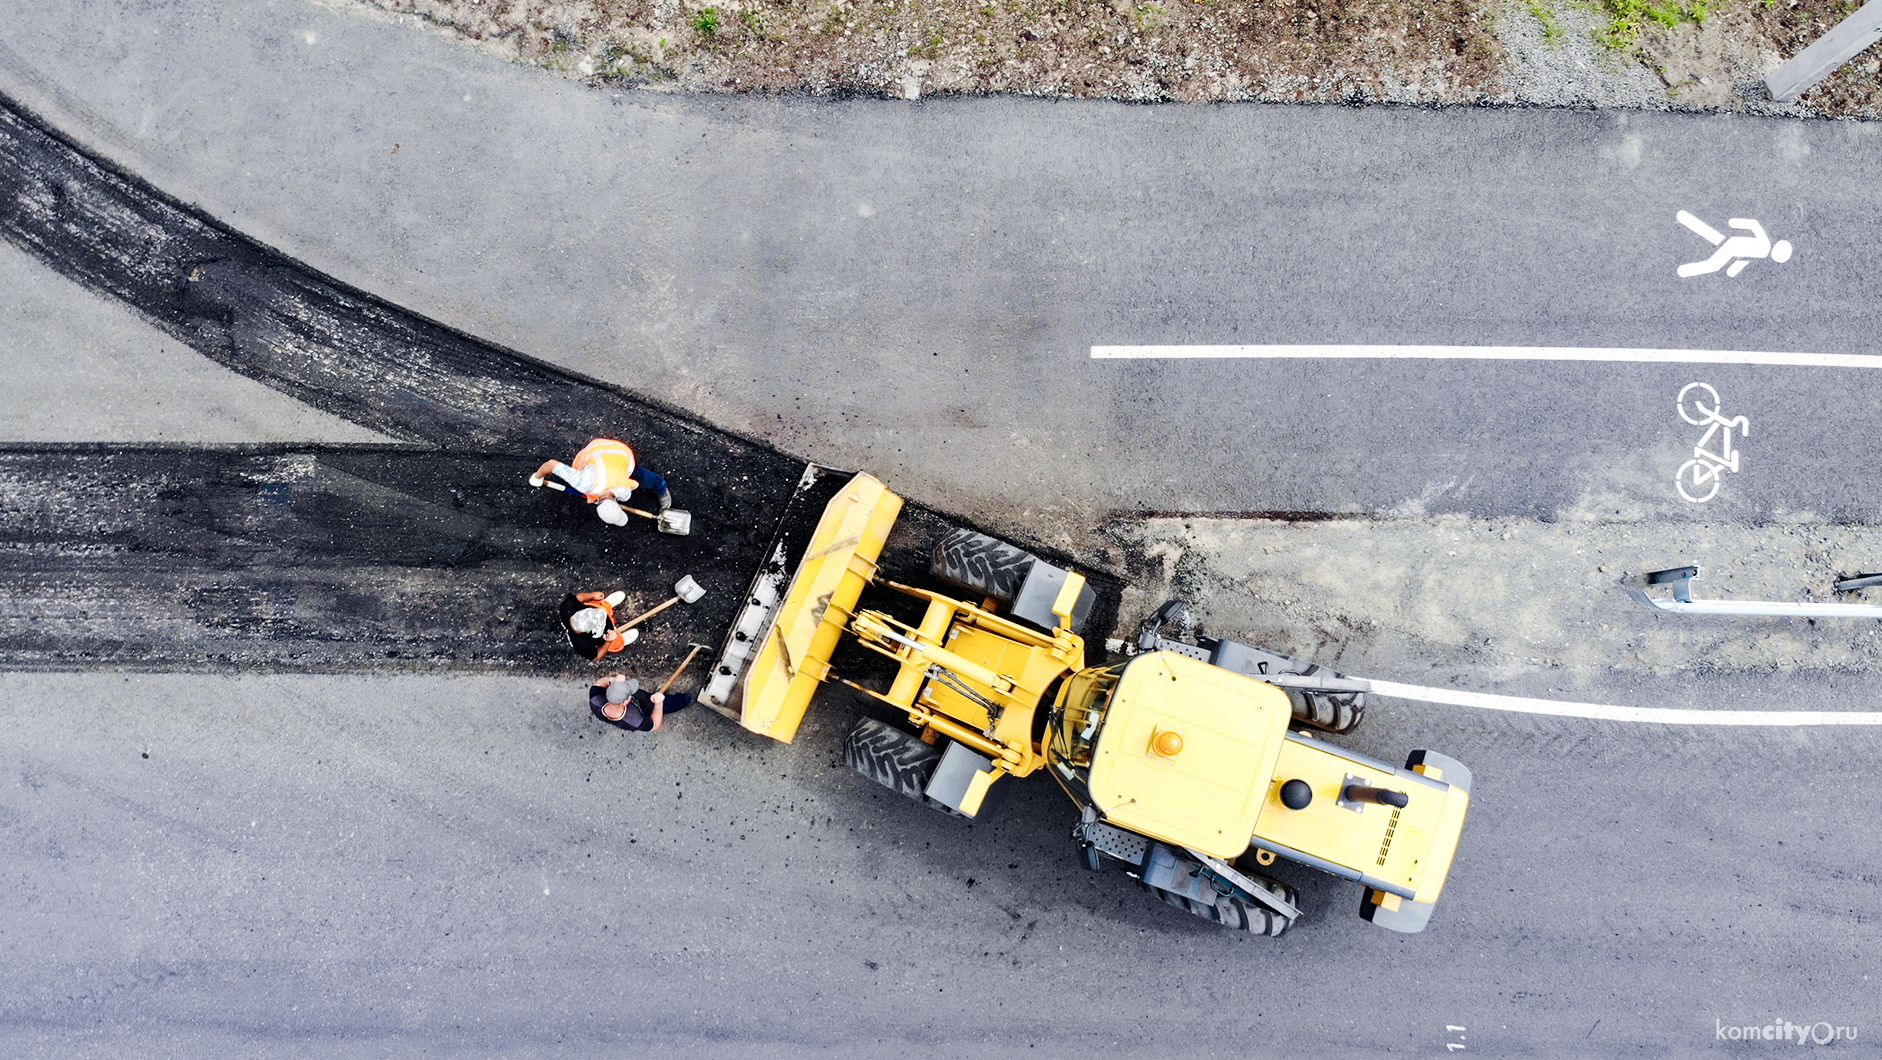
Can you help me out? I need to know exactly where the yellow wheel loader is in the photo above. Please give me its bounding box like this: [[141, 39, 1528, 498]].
[[702, 471, 1471, 936]]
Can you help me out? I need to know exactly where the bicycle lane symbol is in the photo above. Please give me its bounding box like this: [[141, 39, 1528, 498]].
[[1676, 382, 1748, 503]]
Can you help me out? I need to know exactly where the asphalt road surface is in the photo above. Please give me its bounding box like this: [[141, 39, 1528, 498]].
[[1, 1, 1878, 1058], [5, 1, 1882, 529], [0, 93, 1124, 672]]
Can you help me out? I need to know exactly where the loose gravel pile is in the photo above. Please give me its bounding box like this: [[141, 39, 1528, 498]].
[[1104, 513, 1882, 685], [353, 0, 1882, 116]]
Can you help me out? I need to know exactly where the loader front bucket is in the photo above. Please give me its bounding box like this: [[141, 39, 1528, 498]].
[[736, 473, 903, 742]]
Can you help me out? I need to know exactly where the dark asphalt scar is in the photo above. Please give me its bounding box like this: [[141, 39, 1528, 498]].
[[0, 92, 1118, 675]]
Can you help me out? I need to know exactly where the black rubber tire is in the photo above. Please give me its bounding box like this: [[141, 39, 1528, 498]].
[[930, 529, 1036, 605], [1141, 871, 1298, 938], [1154, 888, 1197, 915], [844, 718, 942, 801], [1217, 893, 1294, 937], [1234, 872, 1300, 937], [843, 718, 971, 818], [1143, 883, 1295, 937], [1286, 689, 1366, 735]]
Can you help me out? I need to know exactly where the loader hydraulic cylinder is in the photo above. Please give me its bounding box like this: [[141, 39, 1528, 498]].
[[851, 612, 1016, 694]]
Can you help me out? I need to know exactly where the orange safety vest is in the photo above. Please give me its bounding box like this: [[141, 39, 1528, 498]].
[[570, 438, 640, 503], [579, 596, 631, 658]]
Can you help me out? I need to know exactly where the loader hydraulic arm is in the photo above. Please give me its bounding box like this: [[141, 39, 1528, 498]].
[[851, 611, 1017, 696]]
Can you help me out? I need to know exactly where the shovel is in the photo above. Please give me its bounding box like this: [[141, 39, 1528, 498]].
[[659, 643, 710, 694], [616, 574, 707, 632], [532, 476, 692, 536], [621, 504, 692, 537]]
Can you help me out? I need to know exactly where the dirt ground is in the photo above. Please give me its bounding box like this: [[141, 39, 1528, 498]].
[[1104, 513, 1882, 687], [350, 0, 1882, 116]]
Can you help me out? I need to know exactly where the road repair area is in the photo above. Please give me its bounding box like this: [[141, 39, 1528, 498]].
[[0, 94, 1119, 675]]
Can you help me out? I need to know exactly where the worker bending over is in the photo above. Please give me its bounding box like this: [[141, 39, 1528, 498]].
[[590, 675, 692, 733], [530, 437, 673, 527], [561, 590, 638, 660]]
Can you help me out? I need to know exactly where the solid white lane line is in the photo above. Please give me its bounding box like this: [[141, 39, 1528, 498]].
[[1366, 679, 1882, 726], [1636, 598, 1882, 617], [1090, 345, 1882, 369]]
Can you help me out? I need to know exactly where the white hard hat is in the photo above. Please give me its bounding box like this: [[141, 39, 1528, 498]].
[[596, 498, 629, 526], [569, 607, 609, 636]]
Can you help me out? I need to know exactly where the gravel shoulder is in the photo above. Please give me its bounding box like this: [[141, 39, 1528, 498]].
[[347, 0, 1882, 117], [1102, 513, 1882, 691]]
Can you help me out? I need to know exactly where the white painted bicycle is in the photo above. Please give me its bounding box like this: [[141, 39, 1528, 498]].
[[1675, 382, 1748, 504]]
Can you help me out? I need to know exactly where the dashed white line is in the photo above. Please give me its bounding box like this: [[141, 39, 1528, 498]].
[[1091, 345, 1882, 369], [1367, 679, 1882, 726]]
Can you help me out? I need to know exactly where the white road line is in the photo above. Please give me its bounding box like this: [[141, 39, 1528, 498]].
[[1090, 345, 1882, 369], [1366, 679, 1882, 726]]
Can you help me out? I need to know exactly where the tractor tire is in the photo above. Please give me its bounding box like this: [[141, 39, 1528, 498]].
[[842, 718, 969, 818], [1139, 852, 1299, 938], [930, 529, 1036, 605], [1230, 872, 1300, 938], [1144, 880, 1296, 937], [844, 718, 941, 801]]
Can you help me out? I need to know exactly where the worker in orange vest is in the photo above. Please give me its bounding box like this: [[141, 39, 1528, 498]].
[[561, 590, 638, 660], [529, 438, 673, 527]]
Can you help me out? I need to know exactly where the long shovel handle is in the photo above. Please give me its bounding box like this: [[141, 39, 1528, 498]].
[[659, 645, 706, 694], [539, 480, 674, 530], [616, 595, 679, 632]]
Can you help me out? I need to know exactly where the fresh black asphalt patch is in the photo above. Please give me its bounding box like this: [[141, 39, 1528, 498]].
[[0, 93, 1116, 675]]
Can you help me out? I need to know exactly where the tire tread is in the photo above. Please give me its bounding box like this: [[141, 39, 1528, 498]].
[[843, 718, 942, 801], [930, 529, 1036, 604]]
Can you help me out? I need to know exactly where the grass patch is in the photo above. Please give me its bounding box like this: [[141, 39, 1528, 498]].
[[1526, 0, 1566, 46], [1597, 0, 1707, 51]]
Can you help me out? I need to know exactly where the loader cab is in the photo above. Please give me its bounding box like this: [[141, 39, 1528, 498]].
[[1046, 652, 1295, 857], [1045, 658, 1128, 803]]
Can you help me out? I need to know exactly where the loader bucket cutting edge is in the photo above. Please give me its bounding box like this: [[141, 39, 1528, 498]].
[[738, 473, 903, 743]]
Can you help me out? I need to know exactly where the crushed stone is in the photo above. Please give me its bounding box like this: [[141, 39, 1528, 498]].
[[1101, 512, 1882, 687], [345, 0, 1882, 117]]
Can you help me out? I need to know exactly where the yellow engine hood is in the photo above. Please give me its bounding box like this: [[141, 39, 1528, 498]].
[[1088, 652, 1293, 859]]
